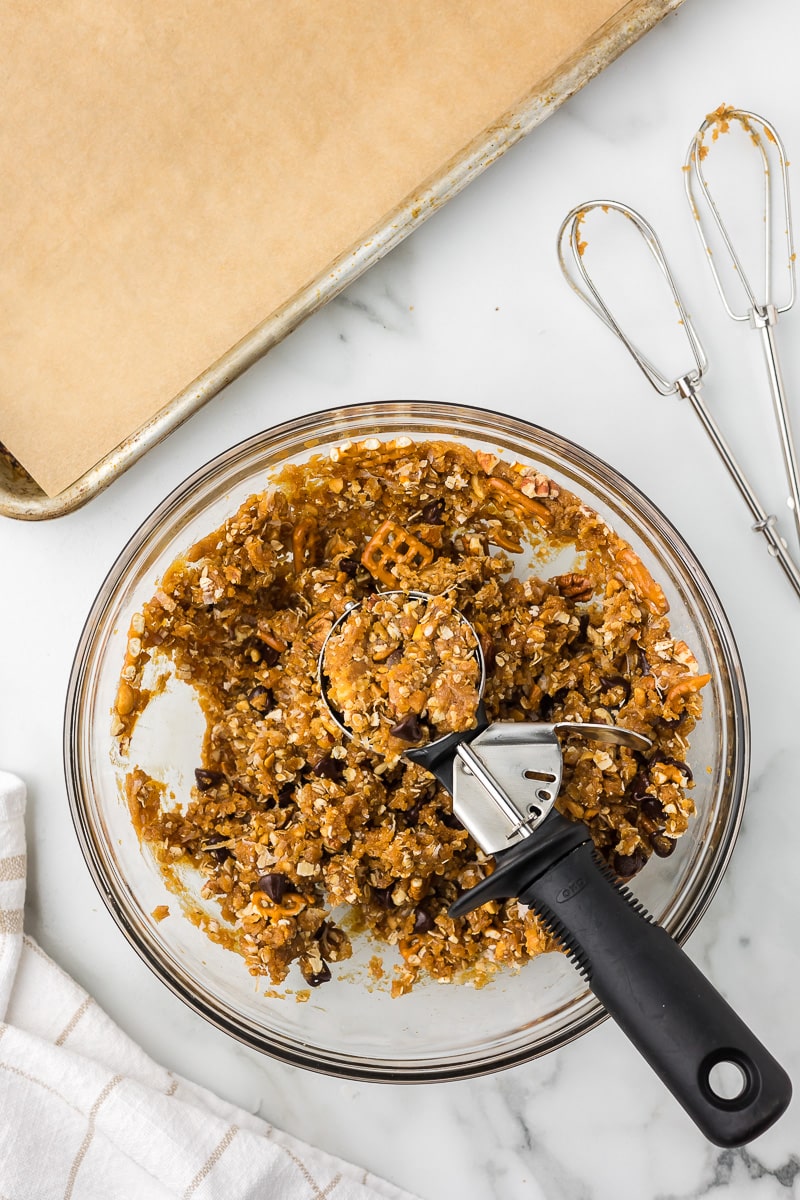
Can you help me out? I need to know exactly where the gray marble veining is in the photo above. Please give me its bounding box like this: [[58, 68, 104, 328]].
[[2, 0, 799, 1195]]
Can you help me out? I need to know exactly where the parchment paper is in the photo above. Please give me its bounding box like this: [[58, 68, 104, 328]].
[[0, 0, 626, 497]]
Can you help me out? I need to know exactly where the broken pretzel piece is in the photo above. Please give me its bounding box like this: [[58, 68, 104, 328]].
[[361, 519, 435, 587], [292, 516, 319, 575], [488, 526, 524, 554], [251, 890, 307, 919], [486, 477, 552, 526], [615, 545, 669, 616]]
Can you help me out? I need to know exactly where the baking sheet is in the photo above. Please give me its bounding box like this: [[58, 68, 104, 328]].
[[0, 0, 685, 519]]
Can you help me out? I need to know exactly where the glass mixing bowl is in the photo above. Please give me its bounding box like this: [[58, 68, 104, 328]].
[[65, 401, 749, 1081]]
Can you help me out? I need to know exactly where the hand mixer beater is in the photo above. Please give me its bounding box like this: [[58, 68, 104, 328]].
[[685, 107, 800, 550], [557, 197, 800, 601]]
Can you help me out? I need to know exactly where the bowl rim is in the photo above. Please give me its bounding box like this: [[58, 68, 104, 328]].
[[64, 398, 750, 1082]]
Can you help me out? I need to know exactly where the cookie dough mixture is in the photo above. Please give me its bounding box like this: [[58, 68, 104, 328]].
[[115, 437, 709, 996], [321, 590, 482, 755]]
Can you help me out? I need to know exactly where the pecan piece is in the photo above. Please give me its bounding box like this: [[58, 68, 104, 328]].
[[553, 573, 594, 602], [520, 472, 560, 499], [664, 672, 712, 714]]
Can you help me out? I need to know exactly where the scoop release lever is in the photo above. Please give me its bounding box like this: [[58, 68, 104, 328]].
[[408, 718, 649, 855]]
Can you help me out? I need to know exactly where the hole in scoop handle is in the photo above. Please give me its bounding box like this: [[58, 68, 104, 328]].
[[520, 843, 792, 1146]]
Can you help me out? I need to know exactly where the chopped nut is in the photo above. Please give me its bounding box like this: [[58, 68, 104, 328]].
[[475, 450, 499, 474], [553, 573, 594, 602], [115, 681, 137, 717]]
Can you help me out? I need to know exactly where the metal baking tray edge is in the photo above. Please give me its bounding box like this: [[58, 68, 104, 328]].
[[0, 0, 684, 520]]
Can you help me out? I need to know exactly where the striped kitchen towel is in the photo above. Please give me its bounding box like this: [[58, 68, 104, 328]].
[[0, 771, 417, 1200]]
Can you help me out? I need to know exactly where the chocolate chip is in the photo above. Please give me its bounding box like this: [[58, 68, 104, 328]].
[[628, 771, 651, 803], [404, 799, 424, 825], [384, 648, 403, 668], [195, 768, 224, 791], [276, 783, 295, 806], [339, 556, 360, 577], [600, 675, 631, 705], [420, 499, 445, 524], [248, 685, 271, 713], [413, 908, 435, 933], [202, 840, 230, 864], [539, 688, 567, 722], [301, 959, 332, 988], [371, 884, 395, 907], [258, 643, 281, 668], [613, 847, 648, 878], [314, 921, 348, 961], [650, 833, 676, 858], [649, 753, 693, 783], [390, 713, 423, 742], [255, 872, 290, 902], [640, 795, 664, 822], [439, 809, 463, 830], [311, 754, 345, 782]]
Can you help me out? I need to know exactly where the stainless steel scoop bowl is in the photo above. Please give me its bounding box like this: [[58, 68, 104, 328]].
[[317, 588, 486, 742]]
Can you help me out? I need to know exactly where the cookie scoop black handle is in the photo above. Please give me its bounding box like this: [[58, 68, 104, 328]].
[[521, 840, 792, 1146]]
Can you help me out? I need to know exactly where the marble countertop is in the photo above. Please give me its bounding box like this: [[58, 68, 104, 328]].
[[2, 0, 799, 1195]]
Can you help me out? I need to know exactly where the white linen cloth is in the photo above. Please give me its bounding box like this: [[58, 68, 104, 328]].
[[0, 771, 418, 1200]]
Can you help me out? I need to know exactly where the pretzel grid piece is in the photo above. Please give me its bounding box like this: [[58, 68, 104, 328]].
[[361, 519, 435, 586]]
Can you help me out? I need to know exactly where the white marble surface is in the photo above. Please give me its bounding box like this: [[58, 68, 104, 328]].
[[2, 0, 800, 1194]]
